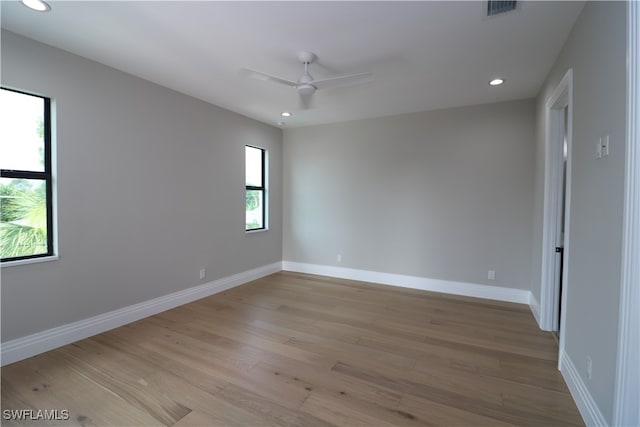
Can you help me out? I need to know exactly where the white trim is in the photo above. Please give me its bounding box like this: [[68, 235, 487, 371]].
[[529, 292, 541, 326], [613, 2, 640, 426], [0, 262, 281, 366], [1, 254, 59, 268], [282, 261, 530, 304], [245, 228, 269, 235], [559, 350, 608, 427], [540, 69, 573, 333], [51, 96, 59, 265]]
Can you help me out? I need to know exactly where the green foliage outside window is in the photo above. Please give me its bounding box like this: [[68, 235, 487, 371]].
[[0, 179, 48, 258], [246, 190, 259, 211]]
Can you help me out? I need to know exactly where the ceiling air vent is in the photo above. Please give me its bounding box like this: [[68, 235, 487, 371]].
[[487, 1, 517, 16]]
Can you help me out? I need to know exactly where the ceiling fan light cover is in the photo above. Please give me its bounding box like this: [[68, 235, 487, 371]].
[[297, 84, 316, 96]]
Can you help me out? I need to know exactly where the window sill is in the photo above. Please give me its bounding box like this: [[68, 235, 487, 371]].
[[245, 228, 268, 235], [1, 255, 59, 268]]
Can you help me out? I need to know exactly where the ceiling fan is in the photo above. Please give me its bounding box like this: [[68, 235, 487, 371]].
[[240, 51, 373, 109]]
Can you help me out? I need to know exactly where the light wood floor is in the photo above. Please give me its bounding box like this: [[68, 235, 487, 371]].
[[1, 271, 584, 426]]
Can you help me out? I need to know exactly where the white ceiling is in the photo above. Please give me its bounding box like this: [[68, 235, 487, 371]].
[[1, 1, 584, 128]]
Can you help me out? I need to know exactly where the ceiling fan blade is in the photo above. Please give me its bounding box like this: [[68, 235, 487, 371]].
[[299, 93, 314, 110], [311, 72, 374, 90], [239, 68, 297, 87]]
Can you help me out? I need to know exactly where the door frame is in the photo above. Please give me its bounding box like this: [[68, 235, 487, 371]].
[[540, 69, 573, 339], [613, 1, 640, 425]]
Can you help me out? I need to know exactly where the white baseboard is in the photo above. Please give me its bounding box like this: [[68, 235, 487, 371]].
[[282, 261, 530, 304], [1, 262, 281, 366], [529, 292, 542, 327], [559, 350, 608, 426]]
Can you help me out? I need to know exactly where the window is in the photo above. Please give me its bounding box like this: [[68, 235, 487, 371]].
[[245, 145, 266, 231], [0, 88, 54, 262]]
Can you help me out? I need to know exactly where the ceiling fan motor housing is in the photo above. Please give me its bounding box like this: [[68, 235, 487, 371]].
[[298, 51, 316, 64]]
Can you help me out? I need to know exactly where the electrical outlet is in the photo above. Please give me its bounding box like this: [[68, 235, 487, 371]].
[[199, 268, 206, 280], [586, 356, 593, 380], [488, 270, 496, 280], [337, 254, 342, 263]]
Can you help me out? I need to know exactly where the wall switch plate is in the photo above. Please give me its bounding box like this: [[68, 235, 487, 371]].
[[488, 270, 496, 280], [337, 254, 342, 263], [597, 136, 610, 159], [199, 269, 206, 280]]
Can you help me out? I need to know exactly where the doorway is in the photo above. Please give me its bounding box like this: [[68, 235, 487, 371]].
[[540, 69, 573, 340]]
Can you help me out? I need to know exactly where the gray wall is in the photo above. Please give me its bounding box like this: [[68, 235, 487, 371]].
[[532, 2, 626, 423], [1, 31, 282, 342], [284, 99, 535, 290]]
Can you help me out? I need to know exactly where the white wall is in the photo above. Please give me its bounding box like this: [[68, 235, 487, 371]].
[[532, 2, 627, 424], [0, 31, 282, 342], [284, 99, 535, 291]]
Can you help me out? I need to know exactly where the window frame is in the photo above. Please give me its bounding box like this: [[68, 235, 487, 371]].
[[1, 87, 54, 263], [245, 145, 267, 232]]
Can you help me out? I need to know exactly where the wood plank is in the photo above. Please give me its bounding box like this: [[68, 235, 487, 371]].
[[300, 388, 401, 427], [215, 383, 334, 427], [1, 353, 164, 426], [50, 347, 191, 426], [332, 361, 581, 426], [142, 371, 266, 426], [397, 394, 519, 427]]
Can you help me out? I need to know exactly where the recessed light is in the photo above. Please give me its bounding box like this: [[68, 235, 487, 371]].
[[21, 0, 51, 12], [489, 78, 505, 86], [281, 112, 292, 117]]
